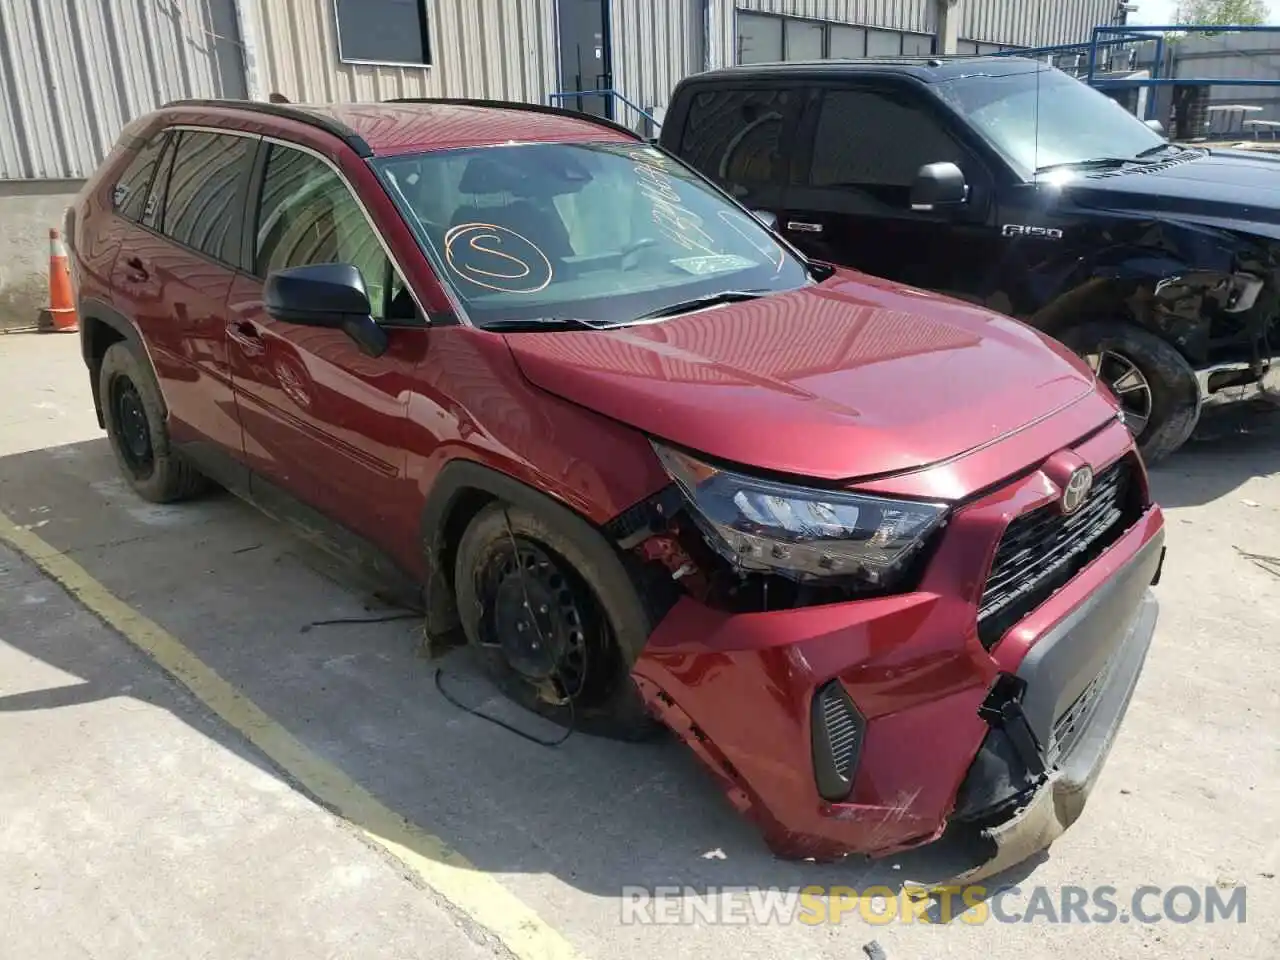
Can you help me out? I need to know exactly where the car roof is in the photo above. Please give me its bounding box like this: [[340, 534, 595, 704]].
[[159, 98, 642, 158], [688, 55, 1044, 85]]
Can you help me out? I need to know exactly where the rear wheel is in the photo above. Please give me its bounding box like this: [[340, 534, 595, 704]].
[[99, 342, 209, 503], [453, 503, 660, 741], [1060, 321, 1200, 464]]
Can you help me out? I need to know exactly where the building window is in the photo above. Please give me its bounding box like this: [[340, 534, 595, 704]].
[[736, 12, 931, 65], [737, 12, 782, 64], [785, 20, 825, 60], [334, 0, 430, 65]]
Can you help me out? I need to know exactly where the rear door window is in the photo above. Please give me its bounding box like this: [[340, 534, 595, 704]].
[[113, 133, 169, 221], [678, 87, 801, 201], [159, 130, 256, 265]]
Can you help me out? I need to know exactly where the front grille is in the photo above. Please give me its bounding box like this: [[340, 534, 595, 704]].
[[978, 459, 1136, 649], [1045, 664, 1109, 769]]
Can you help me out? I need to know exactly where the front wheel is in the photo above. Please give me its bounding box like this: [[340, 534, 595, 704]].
[[1060, 322, 1201, 465], [453, 502, 661, 741]]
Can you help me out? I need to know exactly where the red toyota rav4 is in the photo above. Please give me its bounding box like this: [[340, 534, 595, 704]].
[[69, 97, 1165, 872]]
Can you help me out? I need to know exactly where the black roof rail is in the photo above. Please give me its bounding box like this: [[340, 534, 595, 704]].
[[160, 98, 374, 158], [382, 97, 644, 142]]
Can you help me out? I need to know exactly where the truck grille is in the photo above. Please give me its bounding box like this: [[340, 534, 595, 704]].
[[978, 459, 1135, 650]]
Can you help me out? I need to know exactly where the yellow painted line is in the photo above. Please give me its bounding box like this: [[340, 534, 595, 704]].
[[0, 510, 584, 960]]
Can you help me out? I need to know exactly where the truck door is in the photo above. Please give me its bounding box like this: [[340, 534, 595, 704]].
[[781, 82, 1005, 307]]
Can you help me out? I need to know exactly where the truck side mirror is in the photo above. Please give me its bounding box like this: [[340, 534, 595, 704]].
[[1144, 118, 1166, 136], [910, 162, 969, 212], [751, 209, 779, 231]]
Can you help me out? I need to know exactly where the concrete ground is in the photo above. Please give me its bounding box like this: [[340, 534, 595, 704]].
[[0, 333, 1277, 959]]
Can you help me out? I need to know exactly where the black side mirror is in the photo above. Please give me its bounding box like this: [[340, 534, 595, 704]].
[[751, 208, 779, 231], [910, 162, 969, 212], [1144, 118, 1166, 136], [265, 263, 389, 358]]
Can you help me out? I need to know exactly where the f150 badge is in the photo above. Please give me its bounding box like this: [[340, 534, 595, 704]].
[[1003, 224, 1064, 240]]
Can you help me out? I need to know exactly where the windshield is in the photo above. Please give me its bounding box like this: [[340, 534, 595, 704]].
[[936, 67, 1167, 178], [374, 142, 810, 329]]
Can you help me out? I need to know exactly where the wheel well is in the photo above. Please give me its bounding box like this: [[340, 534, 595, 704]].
[[423, 485, 497, 639], [83, 316, 125, 426]]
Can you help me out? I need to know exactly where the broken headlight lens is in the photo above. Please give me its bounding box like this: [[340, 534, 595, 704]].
[[653, 443, 949, 586]]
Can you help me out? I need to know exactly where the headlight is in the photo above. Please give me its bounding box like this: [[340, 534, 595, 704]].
[[653, 442, 949, 586]]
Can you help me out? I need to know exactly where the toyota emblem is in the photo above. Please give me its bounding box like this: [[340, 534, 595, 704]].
[[1062, 465, 1094, 515]]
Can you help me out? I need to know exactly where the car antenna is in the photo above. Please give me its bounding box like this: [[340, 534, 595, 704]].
[[1033, 4, 1044, 173]]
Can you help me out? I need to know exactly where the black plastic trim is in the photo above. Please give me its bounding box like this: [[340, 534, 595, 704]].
[[811, 679, 863, 803], [162, 99, 375, 158], [382, 97, 645, 143]]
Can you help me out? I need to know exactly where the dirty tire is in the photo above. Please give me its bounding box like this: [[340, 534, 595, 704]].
[[1060, 321, 1200, 465], [98, 342, 209, 503], [454, 502, 662, 741]]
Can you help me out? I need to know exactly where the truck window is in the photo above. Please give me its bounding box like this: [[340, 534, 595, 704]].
[[679, 88, 798, 199], [807, 89, 968, 196]]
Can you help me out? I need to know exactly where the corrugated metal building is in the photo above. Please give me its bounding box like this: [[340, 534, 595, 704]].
[[1, 0, 1125, 182]]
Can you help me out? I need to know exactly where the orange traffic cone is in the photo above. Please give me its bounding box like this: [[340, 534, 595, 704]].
[[45, 227, 78, 333]]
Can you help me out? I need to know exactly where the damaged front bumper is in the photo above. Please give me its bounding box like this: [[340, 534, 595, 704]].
[[951, 556, 1161, 883], [632, 468, 1165, 870], [1197, 352, 1280, 410]]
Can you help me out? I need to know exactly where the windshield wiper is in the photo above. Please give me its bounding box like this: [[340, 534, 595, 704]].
[[1034, 156, 1159, 175], [480, 316, 616, 333], [635, 290, 769, 322]]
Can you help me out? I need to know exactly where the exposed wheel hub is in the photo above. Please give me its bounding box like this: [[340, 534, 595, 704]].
[[484, 540, 590, 699], [110, 375, 153, 471]]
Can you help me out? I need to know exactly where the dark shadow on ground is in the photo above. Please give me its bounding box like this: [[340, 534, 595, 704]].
[[1148, 401, 1280, 509]]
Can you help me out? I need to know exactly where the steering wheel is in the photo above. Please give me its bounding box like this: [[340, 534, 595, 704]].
[[619, 237, 658, 271]]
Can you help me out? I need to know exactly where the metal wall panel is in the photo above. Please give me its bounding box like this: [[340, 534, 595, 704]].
[[0, 0, 246, 180], [248, 0, 557, 106], [708, 0, 936, 73], [739, 0, 933, 34], [960, 0, 1118, 47], [610, 0, 704, 121]]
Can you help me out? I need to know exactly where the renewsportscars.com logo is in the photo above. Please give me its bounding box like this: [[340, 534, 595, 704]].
[[620, 884, 1248, 926]]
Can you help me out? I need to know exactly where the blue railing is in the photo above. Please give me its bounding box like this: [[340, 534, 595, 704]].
[[547, 88, 660, 133], [992, 24, 1280, 125]]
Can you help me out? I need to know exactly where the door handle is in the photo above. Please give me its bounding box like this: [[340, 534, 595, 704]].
[[786, 221, 824, 234], [227, 320, 266, 356], [123, 256, 149, 281]]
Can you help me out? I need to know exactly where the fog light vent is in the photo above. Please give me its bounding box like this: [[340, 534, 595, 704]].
[[811, 680, 864, 802]]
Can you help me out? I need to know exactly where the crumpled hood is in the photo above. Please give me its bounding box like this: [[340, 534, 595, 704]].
[[504, 273, 1102, 481], [1064, 149, 1280, 239]]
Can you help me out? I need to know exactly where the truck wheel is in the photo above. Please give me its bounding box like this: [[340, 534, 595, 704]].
[[98, 342, 209, 503], [453, 502, 662, 741], [1060, 322, 1200, 465]]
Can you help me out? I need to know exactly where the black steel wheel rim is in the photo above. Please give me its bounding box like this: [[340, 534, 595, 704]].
[[110, 375, 153, 473], [476, 537, 607, 705]]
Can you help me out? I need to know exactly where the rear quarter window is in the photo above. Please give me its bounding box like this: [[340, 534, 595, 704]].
[[112, 133, 168, 221]]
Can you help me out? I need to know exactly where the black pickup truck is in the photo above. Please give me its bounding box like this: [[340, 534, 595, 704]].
[[661, 56, 1280, 462]]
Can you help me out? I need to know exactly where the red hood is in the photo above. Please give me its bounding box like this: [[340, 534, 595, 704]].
[[504, 272, 1102, 481]]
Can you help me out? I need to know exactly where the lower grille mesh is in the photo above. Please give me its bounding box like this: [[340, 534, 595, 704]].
[[821, 684, 859, 778], [1046, 662, 1110, 768]]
